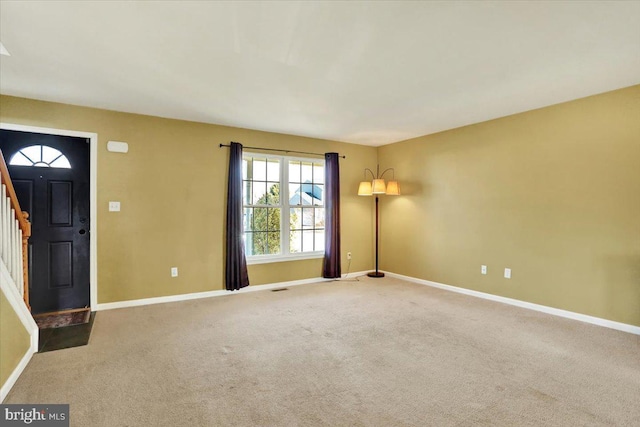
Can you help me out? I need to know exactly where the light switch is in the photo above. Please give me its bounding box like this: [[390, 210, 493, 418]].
[[109, 201, 121, 212]]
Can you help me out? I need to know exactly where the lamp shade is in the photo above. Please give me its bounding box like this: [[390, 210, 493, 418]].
[[385, 181, 400, 195], [358, 181, 373, 196], [372, 179, 386, 194]]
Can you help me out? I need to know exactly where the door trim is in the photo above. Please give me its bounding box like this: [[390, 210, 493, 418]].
[[1, 122, 98, 311]]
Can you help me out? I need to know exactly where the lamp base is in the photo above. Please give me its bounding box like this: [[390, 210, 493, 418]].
[[367, 271, 385, 278]]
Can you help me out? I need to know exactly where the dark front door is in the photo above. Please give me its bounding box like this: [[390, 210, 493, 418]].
[[1, 130, 90, 314]]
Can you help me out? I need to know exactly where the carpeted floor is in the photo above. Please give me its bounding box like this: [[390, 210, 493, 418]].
[[5, 277, 640, 426]]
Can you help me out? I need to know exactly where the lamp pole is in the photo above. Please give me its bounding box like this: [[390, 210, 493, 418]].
[[358, 165, 399, 279], [368, 195, 384, 278]]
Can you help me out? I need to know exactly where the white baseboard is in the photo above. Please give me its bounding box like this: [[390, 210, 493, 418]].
[[95, 273, 365, 311], [0, 262, 38, 403], [384, 271, 640, 336]]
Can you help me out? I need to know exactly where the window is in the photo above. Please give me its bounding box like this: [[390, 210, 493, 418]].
[[243, 153, 325, 263], [9, 145, 71, 168]]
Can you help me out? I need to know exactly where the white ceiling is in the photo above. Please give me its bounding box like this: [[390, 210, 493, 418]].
[[1, 1, 639, 146]]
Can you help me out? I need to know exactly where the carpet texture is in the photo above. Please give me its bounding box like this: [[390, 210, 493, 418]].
[[5, 277, 640, 426], [34, 309, 91, 329]]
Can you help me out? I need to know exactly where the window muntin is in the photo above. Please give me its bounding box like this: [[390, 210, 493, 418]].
[[242, 153, 324, 261], [9, 145, 71, 168], [287, 160, 324, 253]]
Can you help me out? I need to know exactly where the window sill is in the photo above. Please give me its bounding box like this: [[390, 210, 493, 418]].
[[246, 252, 324, 265]]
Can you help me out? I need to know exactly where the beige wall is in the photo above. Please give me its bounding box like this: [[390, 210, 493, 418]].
[[0, 290, 31, 387], [378, 85, 640, 326], [0, 96, 376, 302], [2, 86, 638, 327]]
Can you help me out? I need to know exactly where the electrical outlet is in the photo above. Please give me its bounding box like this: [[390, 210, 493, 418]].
[[481, 265, 487, 275], [108, 201, 121, 212], [171, 267, 178, 277], [504, 268, 511, 279], [347, 252, 352, 260]]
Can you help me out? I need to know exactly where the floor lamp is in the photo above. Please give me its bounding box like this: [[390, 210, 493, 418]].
[[358, 165, 400, 278]]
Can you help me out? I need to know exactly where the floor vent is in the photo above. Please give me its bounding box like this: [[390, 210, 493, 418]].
[[271, 288, 289, 292]]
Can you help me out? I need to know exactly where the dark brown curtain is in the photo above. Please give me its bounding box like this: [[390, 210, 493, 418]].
[[322, 153, 341, 278], [225, 142, 250, 290]]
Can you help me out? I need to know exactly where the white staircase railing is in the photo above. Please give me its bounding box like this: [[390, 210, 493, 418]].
[[0, 148, 31, 310]]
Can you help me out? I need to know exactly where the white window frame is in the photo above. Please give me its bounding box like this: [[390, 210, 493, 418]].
[[243, 152, 325, 265]]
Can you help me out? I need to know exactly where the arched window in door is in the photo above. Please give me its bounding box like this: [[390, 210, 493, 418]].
[[9, 145, 71, 168]]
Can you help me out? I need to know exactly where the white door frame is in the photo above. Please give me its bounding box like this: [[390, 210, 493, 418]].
[[1, 122, 98, 311]]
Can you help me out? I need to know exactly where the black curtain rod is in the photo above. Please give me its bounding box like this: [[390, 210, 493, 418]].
[[219, 143, 346, 159]]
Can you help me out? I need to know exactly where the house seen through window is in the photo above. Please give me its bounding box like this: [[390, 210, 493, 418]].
[[243, 153, 324, 261], [9, 145, 71, 168]]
